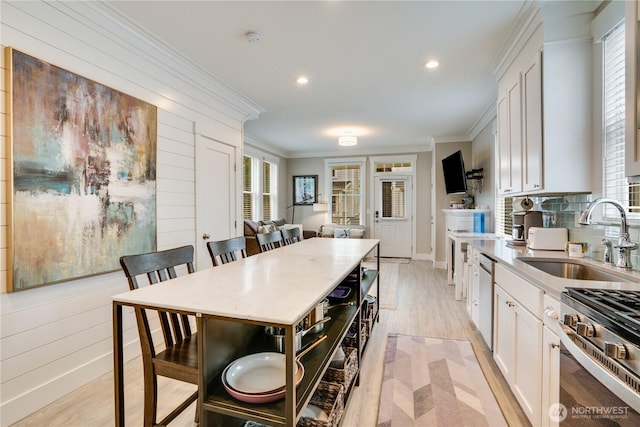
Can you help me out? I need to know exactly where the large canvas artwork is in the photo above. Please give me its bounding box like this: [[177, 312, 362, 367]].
[[6, 48, 157, 291]]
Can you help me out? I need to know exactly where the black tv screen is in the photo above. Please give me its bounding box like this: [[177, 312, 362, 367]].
[[442, 150, 467, 194]]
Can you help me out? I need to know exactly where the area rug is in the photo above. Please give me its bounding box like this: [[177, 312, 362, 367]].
[[362, 262, 399, 310], [377, 335, 507, 427]]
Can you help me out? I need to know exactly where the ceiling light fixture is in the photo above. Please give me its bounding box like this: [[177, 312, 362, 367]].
[[245, 31, 262, 43], [296, 76, 309, 85], [338, 136, 357, 146], [425, 60, 439, 69]]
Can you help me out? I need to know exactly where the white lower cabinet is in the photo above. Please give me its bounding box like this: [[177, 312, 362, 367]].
[[541, 325, 560, 427], [493, 264, 544, 427]]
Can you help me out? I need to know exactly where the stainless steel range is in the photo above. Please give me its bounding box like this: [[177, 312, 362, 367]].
[[558, 287, 640, 425]]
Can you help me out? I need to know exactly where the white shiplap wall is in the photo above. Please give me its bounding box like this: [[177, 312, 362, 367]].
[[0, 1, 261, 425]]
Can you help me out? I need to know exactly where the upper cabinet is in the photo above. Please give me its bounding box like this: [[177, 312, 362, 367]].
[[495, 3, 593, 196], [625, 1, 640, 177], [497, 75, 522, 194]]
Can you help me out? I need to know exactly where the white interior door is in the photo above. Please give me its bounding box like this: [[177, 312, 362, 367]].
[[374, 176, 412, 258], [195, 135, 236, 270]]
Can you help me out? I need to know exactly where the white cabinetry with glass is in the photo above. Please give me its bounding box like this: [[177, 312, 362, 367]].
[[493, 263, 543, 427]]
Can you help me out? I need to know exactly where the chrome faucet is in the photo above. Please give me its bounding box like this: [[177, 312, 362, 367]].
[[579, 198, 638, 269]]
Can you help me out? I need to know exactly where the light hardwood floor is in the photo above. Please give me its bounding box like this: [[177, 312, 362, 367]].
[[11, 260, 530, 427]]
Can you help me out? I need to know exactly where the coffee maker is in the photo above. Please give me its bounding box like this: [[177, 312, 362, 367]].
[[512, 211, 543, 243]]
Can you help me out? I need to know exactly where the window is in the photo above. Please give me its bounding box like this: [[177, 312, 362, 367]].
[[381, 180, 406, 219], [602, 22, 629, 217], [243, 149, 278, 221], [325, 159, 365, 226], [242, 155, 255, 220], [262, 160, 275, 219]]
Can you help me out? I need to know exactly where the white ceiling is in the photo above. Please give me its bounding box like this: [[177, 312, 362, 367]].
[[106, 0, 527, 158]]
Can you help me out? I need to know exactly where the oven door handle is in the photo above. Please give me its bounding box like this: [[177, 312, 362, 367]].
[[557, 321, 640, 413]]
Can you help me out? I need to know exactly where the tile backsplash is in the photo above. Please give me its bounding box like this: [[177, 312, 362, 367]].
[[516, 193, 640, 270]]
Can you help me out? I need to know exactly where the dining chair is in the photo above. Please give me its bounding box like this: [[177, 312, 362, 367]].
[[256, 230, 284, 252], [281, 227, 302, 245], [207, 236, 248, 266], [119, 245, 199, 427]]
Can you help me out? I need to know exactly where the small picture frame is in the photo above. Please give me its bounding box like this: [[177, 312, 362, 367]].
[[293, 175, 318, 205]]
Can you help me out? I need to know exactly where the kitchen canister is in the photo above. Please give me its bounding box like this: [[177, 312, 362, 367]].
[[473, 211, 485, 233]]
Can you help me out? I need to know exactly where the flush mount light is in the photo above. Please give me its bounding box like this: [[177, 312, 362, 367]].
[[338, 136, 358, 146], [245, 31, 262, 43], [425, 60, 439, 69], [296, 76, 309, 85]]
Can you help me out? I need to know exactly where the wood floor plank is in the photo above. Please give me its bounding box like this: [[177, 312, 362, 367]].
[[10, 260, 529, 427]]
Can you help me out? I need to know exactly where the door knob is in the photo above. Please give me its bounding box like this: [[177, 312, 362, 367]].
[[202, 233, 211, 240]]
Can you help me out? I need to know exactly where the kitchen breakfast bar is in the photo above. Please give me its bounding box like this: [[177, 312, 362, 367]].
[[112, 238, 380, 427]]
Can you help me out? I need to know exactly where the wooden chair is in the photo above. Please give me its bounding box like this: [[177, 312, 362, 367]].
[[281, 227, 302, 245], [207, 236, 247, 266], [256, 230, 284, 252], [119, 245, 199, 427]]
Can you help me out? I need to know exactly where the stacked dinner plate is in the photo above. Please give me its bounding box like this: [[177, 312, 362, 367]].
[[222, 352, 305, 403]]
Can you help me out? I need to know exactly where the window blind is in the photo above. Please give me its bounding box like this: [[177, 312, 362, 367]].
[[602, 22, 630, 217], [242, 155, 254, 220]]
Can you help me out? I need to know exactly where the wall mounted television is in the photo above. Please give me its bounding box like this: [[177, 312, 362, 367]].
[[442, 150, 468, 194]]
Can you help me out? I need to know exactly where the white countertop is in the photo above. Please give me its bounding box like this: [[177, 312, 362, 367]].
[[470, 238, 640, 298], [112, 238, 379, 326]]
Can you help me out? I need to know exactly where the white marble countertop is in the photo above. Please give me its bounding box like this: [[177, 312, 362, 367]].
[[470, 238, 640, 298], [112, 238, 379, 326]]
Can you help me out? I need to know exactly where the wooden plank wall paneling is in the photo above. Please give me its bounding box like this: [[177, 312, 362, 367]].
[[0, 1, 259, 424]]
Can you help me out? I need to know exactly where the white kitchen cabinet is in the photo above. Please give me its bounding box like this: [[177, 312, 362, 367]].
[[469, 264, 480, 327], [493, 264, 543, 427], [625, 0, 640, 177], [495, 5, 592, 195], [541, 294, 561, 427], [497, 76, 522, 195], [522, 50, 543, 192], [541, 325, 560, 427], [493, 285, 515, 378]]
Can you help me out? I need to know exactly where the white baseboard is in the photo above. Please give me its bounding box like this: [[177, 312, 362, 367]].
[[433, 260, 447, 270]]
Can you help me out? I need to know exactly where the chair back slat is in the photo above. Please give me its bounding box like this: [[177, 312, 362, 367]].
[[207, 236, 247, 266], [256, 230, 284, 252], [282, 227, 302, 245]]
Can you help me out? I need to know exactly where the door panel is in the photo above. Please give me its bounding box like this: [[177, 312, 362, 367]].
[[374, 176, 412, 257], [195, 135, 236, 270]]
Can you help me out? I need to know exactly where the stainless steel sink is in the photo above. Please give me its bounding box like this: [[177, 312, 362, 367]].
[[517, 258, 634, 282]]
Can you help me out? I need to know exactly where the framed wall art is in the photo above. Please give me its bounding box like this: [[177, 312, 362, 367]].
[[292, 175, 317, 205], [5, 47, 158, 291]]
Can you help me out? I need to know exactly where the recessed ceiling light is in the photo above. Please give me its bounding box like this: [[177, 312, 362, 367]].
[[425, 60, 439, 69], [296, 76, 309, 85]]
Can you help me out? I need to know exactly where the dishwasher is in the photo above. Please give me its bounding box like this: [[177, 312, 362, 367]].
[[478, 253, 495, 350]]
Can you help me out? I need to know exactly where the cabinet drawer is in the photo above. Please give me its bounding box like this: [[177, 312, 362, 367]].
[[495, 264, 542, 317]]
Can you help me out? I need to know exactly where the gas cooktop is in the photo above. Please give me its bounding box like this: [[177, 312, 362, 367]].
[[563, 288, 640, 344]]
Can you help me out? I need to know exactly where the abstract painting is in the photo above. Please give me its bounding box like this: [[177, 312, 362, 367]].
[[6, 48, 157, 291]]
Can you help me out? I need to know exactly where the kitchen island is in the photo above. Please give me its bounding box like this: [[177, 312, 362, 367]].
[[112, 238, 380, 427]]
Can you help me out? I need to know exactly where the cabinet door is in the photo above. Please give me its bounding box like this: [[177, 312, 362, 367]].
[[470, 265, 480, 327], [522, 50, 543, 192], [497, 93, 512, 194], [497, 78, 522, 194], [493, 285, 514, 379], [513, 303, 543, 427], [541, 326, 560, 427]]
